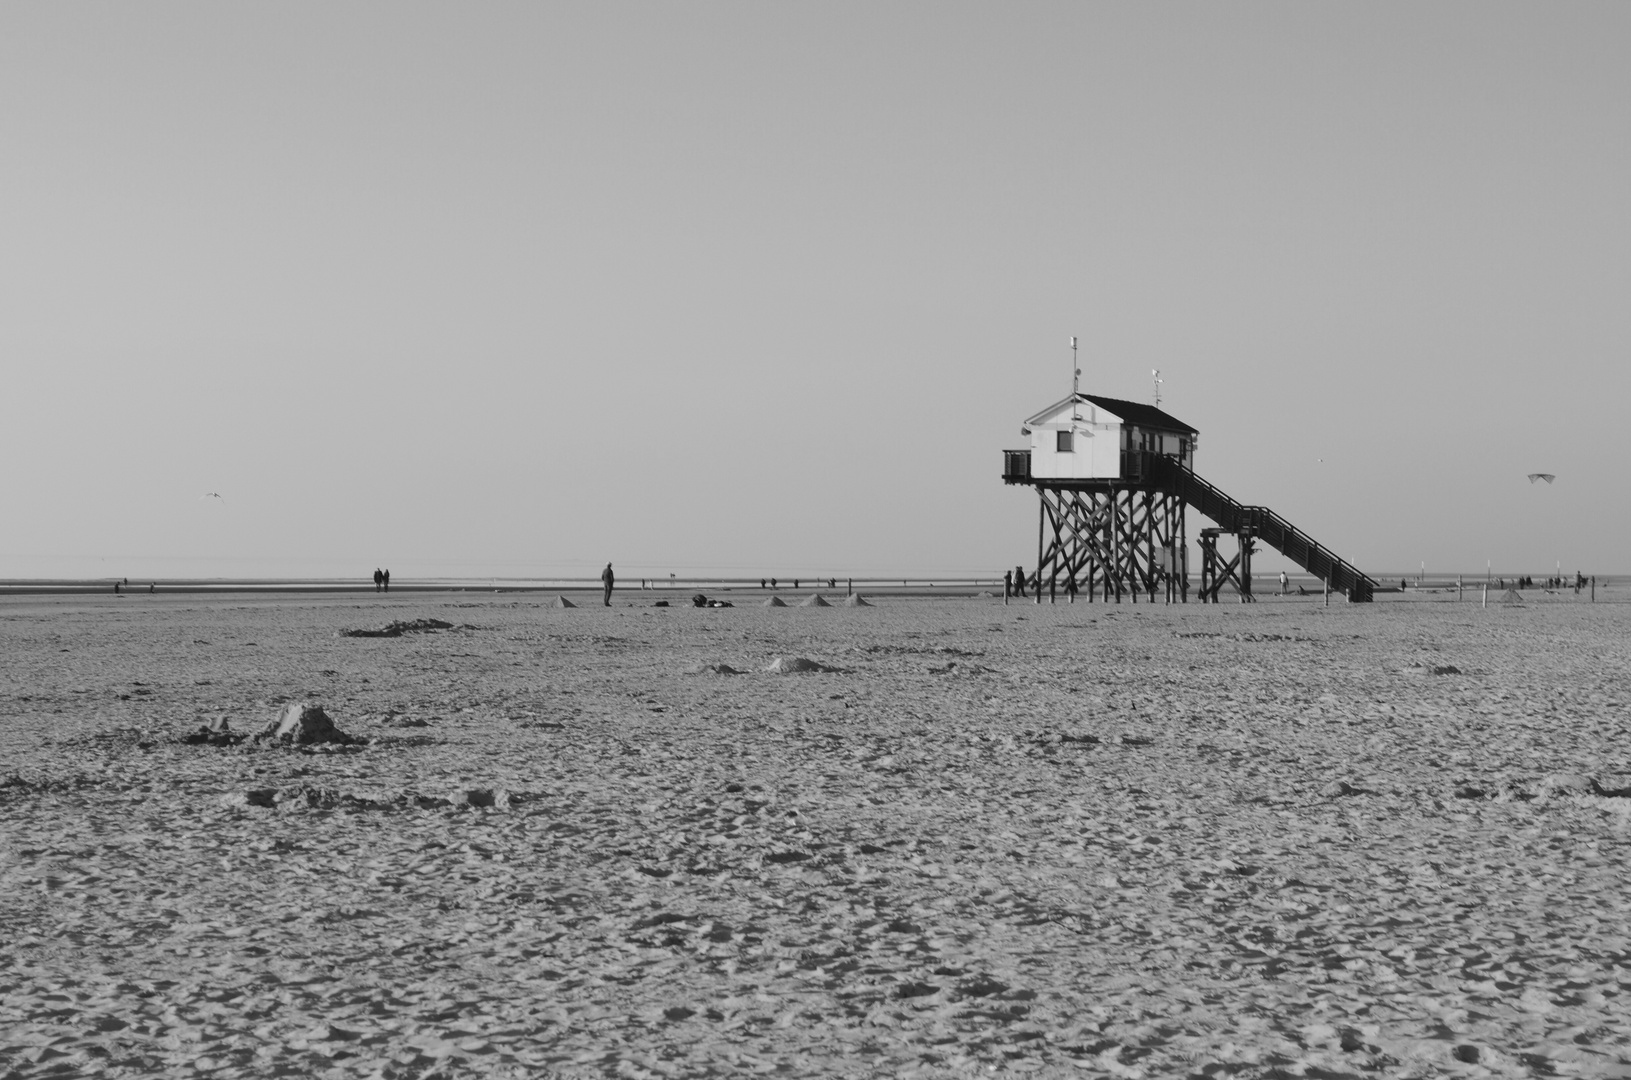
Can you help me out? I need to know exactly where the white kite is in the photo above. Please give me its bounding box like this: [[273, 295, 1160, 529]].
[[1526, 474, 1556, 485]]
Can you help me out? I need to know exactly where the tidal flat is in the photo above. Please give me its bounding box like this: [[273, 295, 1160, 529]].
[[3, 592, 1629, 1078]]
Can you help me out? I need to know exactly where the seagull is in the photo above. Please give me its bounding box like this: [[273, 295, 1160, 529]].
[[200, 492, 224, 500], [1527, 474, 1556, 484]]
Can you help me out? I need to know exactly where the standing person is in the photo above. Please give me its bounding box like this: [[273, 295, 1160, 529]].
[[601, 562, 614, 606], [383, 569, 390, 592], [1279, 571, 1288, 595], [373, 568, 382, 592], [1004, 570, 1013, 598], [1015, 566, 1027, 599]]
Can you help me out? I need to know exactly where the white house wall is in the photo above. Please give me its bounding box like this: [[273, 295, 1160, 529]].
[[1028, 400, 1125, 480]]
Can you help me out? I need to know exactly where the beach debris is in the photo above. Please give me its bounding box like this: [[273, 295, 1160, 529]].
[[692, 593, 708, 607], [842, 594, 871, 607], [257, 702, 361, 746], [762, 596, 786, 607], [555, 595, 577, 608], [707, 599, 734, 608], [799, 594, 831, 608], [227, 784, 527, 812], [1403, 662, 1463, 676], [653, 600, 669, 607], [764, 655, 842, 674], [689, 663, 744, 675], [340, 618, 453, 638], [452, 788, 511, 810], [180, 715, 243, 746], [928, 659, 994, 676], [1318, 780, 1372, 798], [977, 590, 996, 598]]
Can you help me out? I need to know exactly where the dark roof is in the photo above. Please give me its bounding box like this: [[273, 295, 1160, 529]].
[[1080, 394, 1198, 435]]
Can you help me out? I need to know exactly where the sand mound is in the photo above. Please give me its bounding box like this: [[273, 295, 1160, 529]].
[[842, 594, 871, 607], [1501, 589, 1524, 605], [555, 595, 577, 608], [977, 591, 996, 598], [762, 596, 786, 607], [799, 594, 831, 608], [340, 618, 453, 638], [257, 703, 361, 746], [1539, 772, 1597, 796], [765, 655, 841, 674]]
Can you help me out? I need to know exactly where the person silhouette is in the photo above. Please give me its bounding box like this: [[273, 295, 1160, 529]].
[[601, 562, 615, 606], [383, 569, 390, 592], [374, 568, 382, 592]]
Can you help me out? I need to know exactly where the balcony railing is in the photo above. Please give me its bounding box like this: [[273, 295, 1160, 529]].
[[1002, 449, 1031, 483]]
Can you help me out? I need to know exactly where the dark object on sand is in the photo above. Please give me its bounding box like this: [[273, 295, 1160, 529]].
[[692, 593, 708, 607], [181, 716, 244, 746], [653, 600, 670, 607], [340, 618, 453, 638], [765, 655, 842, 674], [706, 599, 734, 608]]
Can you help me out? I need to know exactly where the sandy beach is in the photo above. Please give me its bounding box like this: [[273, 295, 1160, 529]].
[[3, 591, 1629, 1078]]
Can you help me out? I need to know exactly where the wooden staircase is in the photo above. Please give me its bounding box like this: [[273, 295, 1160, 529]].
[[1144, 454, 1377, 602]]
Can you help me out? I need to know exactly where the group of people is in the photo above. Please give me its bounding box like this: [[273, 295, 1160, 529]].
[[372, 568, 391, 592], [1005, 566, 1033, 599], [756, 577, 837, 590]]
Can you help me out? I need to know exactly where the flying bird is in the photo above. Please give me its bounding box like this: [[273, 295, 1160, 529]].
[[1527, 474, 1556, 484], [200, 492, 224, 500]]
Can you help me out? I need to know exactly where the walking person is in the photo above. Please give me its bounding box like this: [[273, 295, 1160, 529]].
[[383, 569, 390, 592], [602, 562, 615, 606], [373, 568, 382, 592]]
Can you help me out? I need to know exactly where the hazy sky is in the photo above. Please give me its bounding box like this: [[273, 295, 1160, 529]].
[[3, 3, 1627, 580]]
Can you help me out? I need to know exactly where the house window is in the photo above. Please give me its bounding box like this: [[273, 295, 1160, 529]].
[[1056, 430, 1074, 453]]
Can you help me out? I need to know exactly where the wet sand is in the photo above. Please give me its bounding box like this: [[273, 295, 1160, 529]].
[[3, 591, 1629, 1077]]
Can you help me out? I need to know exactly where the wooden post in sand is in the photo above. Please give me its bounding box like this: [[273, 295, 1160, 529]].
[[1481, 584, 1488, 608], [1457, 576, 1463, 602], [1324, 578, 1330, 606]]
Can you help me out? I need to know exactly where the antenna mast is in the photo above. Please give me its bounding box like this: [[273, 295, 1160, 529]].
[[1152, 369, 1163, 408], [1071, 336, 1079, 399]]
